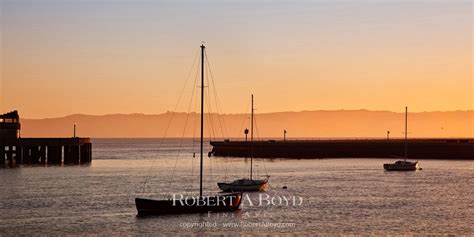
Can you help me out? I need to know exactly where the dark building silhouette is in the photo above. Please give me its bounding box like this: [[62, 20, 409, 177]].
[[0, 110, 20, 139]]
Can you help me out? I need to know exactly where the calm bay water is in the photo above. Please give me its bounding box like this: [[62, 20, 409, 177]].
[[0, 138, 473, 235]]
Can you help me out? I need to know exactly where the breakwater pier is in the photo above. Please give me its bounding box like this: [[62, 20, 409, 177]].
[[1, 138, 92, 166], [210, 138, 474, 160], [1, 110, 92, 166]]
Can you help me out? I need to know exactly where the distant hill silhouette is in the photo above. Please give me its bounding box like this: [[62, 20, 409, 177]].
[[19, 110, 474, 138]]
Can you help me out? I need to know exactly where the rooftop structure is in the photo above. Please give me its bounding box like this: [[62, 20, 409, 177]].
[[0, 110, 21, 139]]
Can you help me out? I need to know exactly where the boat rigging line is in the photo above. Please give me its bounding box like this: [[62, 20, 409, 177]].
[[167, 54, 201, 191], [251, 103, 269, 177], [140, 48, 200, 195]]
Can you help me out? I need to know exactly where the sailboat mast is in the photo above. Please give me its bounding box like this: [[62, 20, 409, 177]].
[[250, 94, 254, 180], [404, 106, 408, 161], [200, 44, 205, 197]]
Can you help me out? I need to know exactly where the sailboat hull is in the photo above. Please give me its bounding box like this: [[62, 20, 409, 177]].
[[135, 193, 242, 216], [383, 160, 419, 171], [218, 179, 268, 192]]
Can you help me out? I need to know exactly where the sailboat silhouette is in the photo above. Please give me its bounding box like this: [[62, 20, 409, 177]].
[[135, 44, 242, 215], [218, 94, 269, 192]]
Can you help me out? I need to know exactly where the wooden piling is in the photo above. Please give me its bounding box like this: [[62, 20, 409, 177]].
[[47, 146, 62, 165], [6, 146, 14, 165], [1, 146, 5, 166], [63, 145, 71, 164], [31, 146, 40, 164], [39, 146, 46, 164], [80, 143, 92, 164], [18, 146, 24, 164], [71, 145, 80, 164], [25, 146, 32, 164], [13, 146, 21, 165], [64, 145, 80, 164], [88, 143, 92, 163]]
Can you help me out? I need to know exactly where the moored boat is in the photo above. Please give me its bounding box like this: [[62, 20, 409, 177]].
[[135, 44, 242, 215], [383, 160, 419, 171], [217, 95, 270, 192], [218, 177, 269, 192], [135, 193, 242, 216], [384, 107, 421, 171]]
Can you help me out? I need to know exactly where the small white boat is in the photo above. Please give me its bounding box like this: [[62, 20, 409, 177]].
[[383, 107, 421, 171], [383, 160, 419, 171], [217, 95, 270, 192]]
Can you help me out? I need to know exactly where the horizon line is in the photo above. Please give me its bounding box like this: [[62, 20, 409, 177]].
[[17, 108, 474, 120]]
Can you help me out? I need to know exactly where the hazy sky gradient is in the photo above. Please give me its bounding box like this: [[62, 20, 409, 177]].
[[1, 0, 472, 118]]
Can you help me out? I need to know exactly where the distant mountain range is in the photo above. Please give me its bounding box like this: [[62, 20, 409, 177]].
[[19, 110, 474, 138]]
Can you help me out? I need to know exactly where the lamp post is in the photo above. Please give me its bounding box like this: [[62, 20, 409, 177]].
[[73, 123, 77, 138], [284, 130, 287, 141], [244, 128, 249, 142], [387, 130, 390, 140]]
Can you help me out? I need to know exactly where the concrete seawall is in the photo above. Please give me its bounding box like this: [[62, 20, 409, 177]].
[[210, 138, 474, 159]]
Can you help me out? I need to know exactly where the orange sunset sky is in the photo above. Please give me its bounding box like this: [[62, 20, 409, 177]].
[[0, 0, 472, 119]]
